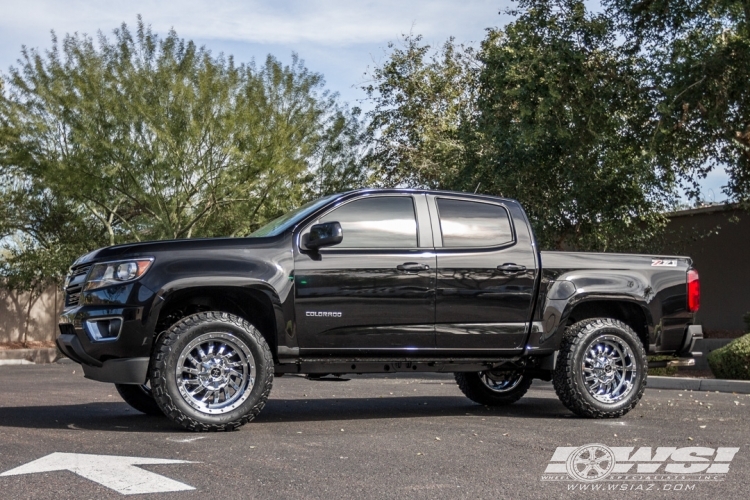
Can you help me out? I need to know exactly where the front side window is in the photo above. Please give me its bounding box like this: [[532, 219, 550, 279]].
[[437, 198, 513, 248], [318, 196, 418, 248], [248, 194, 339, 237]]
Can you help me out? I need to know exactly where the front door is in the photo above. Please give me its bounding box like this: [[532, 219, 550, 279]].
[[431, 196, 538, 352], [294, 194, 436, 354]]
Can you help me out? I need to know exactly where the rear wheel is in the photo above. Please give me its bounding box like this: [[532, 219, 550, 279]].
[[455, 368, 533, 406], [553, 318, 647, 418], [150, 312, 274, 432], [115, 382, 163, 416]]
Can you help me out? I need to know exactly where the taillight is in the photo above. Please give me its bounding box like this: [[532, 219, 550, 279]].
[[687, 269, 700, 312]]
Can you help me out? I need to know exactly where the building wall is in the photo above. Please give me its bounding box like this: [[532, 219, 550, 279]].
[[0, 286, 62, 344], [664, 205, 750, 336]]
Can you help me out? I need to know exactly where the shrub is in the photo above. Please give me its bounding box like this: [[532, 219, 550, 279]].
[[708, 334, 750, 380]]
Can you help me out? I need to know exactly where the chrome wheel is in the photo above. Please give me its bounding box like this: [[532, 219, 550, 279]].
[[479, 369, 524, 393], [582, 335, 637, 404], [175, 332, 255, 415]]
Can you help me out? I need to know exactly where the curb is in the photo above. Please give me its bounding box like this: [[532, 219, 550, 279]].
[[533, 377, 750, 395], [2, 354, 750, 395], [0, 347, 61, 366], [647, 375, 750, 394]]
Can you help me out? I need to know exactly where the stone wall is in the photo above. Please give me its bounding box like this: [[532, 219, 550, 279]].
[[0, 286, 62, 344]]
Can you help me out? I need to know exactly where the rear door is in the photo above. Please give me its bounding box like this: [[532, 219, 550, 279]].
[[294, 193, 436, 354], [430, 195, 538, 352]]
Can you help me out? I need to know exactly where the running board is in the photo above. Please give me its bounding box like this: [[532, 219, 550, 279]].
[[275, 357, 520, 375], [648, 356, 697, 369]]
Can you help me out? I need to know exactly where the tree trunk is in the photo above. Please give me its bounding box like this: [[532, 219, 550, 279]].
[[22, 289, 34, 348]]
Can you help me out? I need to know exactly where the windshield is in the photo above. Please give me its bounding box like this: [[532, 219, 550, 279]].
[[247, 194, 339, 237]]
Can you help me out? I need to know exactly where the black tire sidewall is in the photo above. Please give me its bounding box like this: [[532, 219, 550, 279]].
[[115, 383, 163, 415], [455, 371, 532, 405], [571, 324, 647, 414], [154, 315, 272, 427]]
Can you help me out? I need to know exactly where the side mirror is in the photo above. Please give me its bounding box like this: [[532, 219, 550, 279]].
[[307, 221, 343, 249]]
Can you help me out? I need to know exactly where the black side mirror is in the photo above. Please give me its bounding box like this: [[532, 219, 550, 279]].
[[307, 221, 343, 249]]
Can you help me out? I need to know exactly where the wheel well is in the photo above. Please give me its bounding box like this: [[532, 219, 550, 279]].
[[154, 287, 278, 360], [566, 300, 650, 347]]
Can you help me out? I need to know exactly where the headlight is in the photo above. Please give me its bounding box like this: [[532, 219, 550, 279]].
[[84, 259, 154, 291]]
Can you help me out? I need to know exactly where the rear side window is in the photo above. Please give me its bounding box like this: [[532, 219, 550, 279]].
[[319, 196, 417, 248], [437, 198, 513, 248]]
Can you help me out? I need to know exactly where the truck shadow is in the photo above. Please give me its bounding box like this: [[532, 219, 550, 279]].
[[0, 395, 572, 433]]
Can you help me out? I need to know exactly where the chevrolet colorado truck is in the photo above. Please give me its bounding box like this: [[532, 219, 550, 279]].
[[56, 189, 702, 431]]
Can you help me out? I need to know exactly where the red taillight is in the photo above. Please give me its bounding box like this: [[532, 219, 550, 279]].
[[687, 269, 700, 312]]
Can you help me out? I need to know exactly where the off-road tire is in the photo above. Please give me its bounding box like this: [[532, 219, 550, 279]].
[[553, 318, 647, 418], [115, 383, 163, 416], [455, 371, 533, 406], [150, 311, 274, 432]]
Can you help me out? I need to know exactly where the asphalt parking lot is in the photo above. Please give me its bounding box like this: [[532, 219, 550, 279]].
[[1, 363, 749, 499]]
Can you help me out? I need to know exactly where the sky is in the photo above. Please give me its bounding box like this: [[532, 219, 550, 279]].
[[0, 0, 729, 202]]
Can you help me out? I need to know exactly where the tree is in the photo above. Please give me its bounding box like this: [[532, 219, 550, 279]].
[[362, 34, 477, 188], [606, 0, 750, 204], [0, 18, 367, 287], [466, 0, 677, 251], [363, 1, 678, 251]]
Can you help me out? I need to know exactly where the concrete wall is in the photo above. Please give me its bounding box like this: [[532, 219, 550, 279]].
[[663, 205, 750, 336], [0, 286, 62, 344]]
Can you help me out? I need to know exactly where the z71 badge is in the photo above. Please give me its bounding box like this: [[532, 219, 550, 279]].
[[651, 259, 677, 267]]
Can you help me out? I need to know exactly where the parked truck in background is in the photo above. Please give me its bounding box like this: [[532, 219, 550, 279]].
[[56, 189, 702, 431]]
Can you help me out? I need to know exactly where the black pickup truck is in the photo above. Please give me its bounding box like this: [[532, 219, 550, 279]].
[[57, 189, 702, 431]]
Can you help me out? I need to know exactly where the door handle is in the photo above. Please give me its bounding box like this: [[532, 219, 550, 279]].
[[397, 262, 430, 272], [497, 263, 526, 275]]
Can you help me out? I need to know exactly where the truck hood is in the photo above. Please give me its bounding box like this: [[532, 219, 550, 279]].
[[72, 236, 284, 267]]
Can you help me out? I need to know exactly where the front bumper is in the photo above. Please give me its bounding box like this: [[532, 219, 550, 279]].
[[56, 298, 159, 384], [56, 333, 149, 384]]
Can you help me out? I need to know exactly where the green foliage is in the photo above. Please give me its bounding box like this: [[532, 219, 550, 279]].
[[0, 175, 98, 288], [362, 34, 477, 188], [364, 1, 676, 251], [466, 0, 676, 251], [707, 333, 750, 380], [607, 0, 750, 205], [0, 18, 367, 289]]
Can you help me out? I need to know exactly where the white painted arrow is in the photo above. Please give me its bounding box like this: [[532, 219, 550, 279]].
[[0, 453, 196, 495]]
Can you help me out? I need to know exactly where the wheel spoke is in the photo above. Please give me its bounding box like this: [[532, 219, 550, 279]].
[[174, 333, 257, 415], [196, 346, 207, 360]]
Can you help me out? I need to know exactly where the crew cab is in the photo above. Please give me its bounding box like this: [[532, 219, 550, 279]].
[[56, 189, 702, 431]]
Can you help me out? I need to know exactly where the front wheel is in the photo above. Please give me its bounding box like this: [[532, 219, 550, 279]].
[[553, 318, 647, 418], [455, 369, 533, 406], [150, 312, 274, 432]]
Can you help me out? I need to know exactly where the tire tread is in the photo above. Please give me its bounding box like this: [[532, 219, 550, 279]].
[[552, 318, 647, 418], [150, 311, 273, 432], [455, 371, 532, 406]]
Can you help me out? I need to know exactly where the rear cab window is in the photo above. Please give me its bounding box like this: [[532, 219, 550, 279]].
[[436, 198, 514, 248]]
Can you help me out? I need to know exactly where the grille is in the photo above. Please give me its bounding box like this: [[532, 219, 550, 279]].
[[64, 264, 91, 307]]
